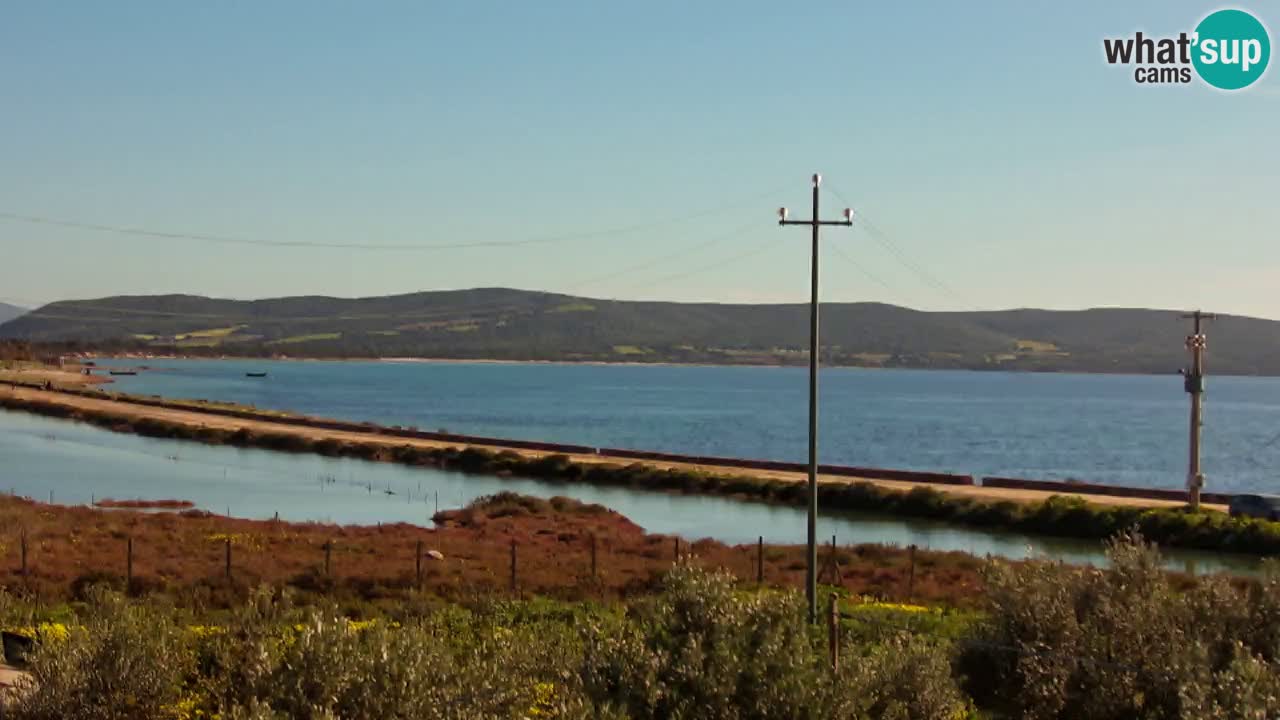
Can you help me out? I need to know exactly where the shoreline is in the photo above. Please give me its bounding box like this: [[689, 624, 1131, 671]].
[[4, 377, 1279, 558], [0, 369, 1210, 510], [62, 352, 1275, 378]]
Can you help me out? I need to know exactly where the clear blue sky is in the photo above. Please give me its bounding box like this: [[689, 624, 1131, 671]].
[[2, 1, 1277, 317]]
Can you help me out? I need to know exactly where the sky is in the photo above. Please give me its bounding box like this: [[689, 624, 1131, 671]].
[[1, 1, 1277, 318]]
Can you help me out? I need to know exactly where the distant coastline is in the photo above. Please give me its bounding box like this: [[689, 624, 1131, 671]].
[[10, 289, 1279, 375], [65, 351, 1216, 377]]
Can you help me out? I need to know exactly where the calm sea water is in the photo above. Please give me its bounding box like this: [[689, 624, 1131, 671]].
[[0, 409, 1257, 573], [94, 358, 1280, 494]]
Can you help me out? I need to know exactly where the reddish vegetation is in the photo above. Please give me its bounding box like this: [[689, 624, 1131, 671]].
[[93, 498, 196, 510], [0, 492, 988, 608]]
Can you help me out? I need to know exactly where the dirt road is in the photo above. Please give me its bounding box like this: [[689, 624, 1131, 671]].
[[0, 383, 1222, 512]]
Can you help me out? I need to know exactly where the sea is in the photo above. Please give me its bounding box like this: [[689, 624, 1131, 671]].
[[90, 358, 1280, 495]]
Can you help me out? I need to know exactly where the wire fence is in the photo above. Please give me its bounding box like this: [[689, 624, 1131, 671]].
[[0, 504, 955, 609]]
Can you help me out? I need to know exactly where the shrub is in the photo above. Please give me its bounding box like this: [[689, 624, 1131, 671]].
[[959, 532, 1280, 719], [7, 589, 191, 720], [580, 564, 968, 719]]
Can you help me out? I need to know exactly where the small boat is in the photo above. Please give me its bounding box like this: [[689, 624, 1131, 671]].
[[245, 372, 268, 378], [109, 370, 137, 376]]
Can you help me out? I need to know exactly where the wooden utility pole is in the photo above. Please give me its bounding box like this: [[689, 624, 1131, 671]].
[[1181, 310, 1216, 509], [778, 174, 854, 624]]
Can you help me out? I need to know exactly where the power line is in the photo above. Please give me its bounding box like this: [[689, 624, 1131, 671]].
[[822, 186, 977, 310], [610, 231, 778, 295], [564, 220, 759, 292], [828, 242, 894, 293], [0, 185, 790, 253]]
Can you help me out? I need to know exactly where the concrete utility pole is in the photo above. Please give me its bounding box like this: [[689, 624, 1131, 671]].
[[1182, 310, 1215, 510], [778, 174, 853, 624]]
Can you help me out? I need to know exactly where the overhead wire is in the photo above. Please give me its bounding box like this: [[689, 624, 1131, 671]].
[[563, 220, 760, 293], [823, 185, 979, 310], [609, 229, 778, 295], [0, 184, 791, 253], [827, 242, 895, 294]]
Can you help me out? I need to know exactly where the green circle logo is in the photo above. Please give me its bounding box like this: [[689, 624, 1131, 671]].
[[1192, 9, 1271, 90]]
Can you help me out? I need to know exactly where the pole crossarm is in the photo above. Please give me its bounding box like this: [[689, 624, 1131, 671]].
[[780, 220, 854, 227], [775, 173, 854, 624]]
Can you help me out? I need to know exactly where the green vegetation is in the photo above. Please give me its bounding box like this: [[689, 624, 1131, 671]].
[[266, 332, 342, 345], [958, 533, 1280, 718], [610, 345, 650, 355], [175, 325, 246, 340], [547, 302, 596, 313], [4, 390, 1280, 556], [5, 539, 1279, 719], [6, 288, 1280, 372], [0, 567, 970, 719]]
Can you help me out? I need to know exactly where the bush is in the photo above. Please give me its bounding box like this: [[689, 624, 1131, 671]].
[[959, 532, 1280, 719], [580, 563, 968, 719], [7, 590, 191, 720]]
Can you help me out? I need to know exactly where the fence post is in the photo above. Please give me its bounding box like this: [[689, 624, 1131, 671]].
[[127, 536, 134, 588], [756, 535, 764, 585], [224, 537, 232, 581], [907, 544, 917, 601], [415, 539, 423, 590], [828, 593, 840, 671], [324, 541, 332, 577], [674, 536, 680, 562], [510, 539, 517, 593], [590, 534, 597, 579]]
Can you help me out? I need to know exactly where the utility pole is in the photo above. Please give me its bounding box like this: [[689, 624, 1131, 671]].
[[778, 174, 853, 624], [1181, 310, 1215, 509]]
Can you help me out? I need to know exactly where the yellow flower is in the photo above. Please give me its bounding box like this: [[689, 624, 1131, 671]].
[[38, 622, 70, 641], [345, 619, 378, 633], [3, 622, 71, 642], [852, 600, 931, 614], [527, 681, 557, 717]]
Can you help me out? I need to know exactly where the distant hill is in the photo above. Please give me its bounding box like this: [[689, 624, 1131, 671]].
[[0, 302, 26, 325], [2, 288, 1278, 374]]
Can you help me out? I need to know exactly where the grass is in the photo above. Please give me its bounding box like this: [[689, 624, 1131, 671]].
[[93, 498, 195, 510], [610, 345, 650, 355], [1013, 339, 1060, 353], [547, 302, 596, 313], [0, 492, 986, 609], [266, 333, 342, 345], [176, 326, 246, 340]]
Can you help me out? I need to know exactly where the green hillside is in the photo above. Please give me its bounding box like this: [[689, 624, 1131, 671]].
[[3, 288, 1278, 374]]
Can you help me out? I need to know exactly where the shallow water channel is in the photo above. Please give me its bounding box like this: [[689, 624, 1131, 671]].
[[0, 409, 1262, 575]]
